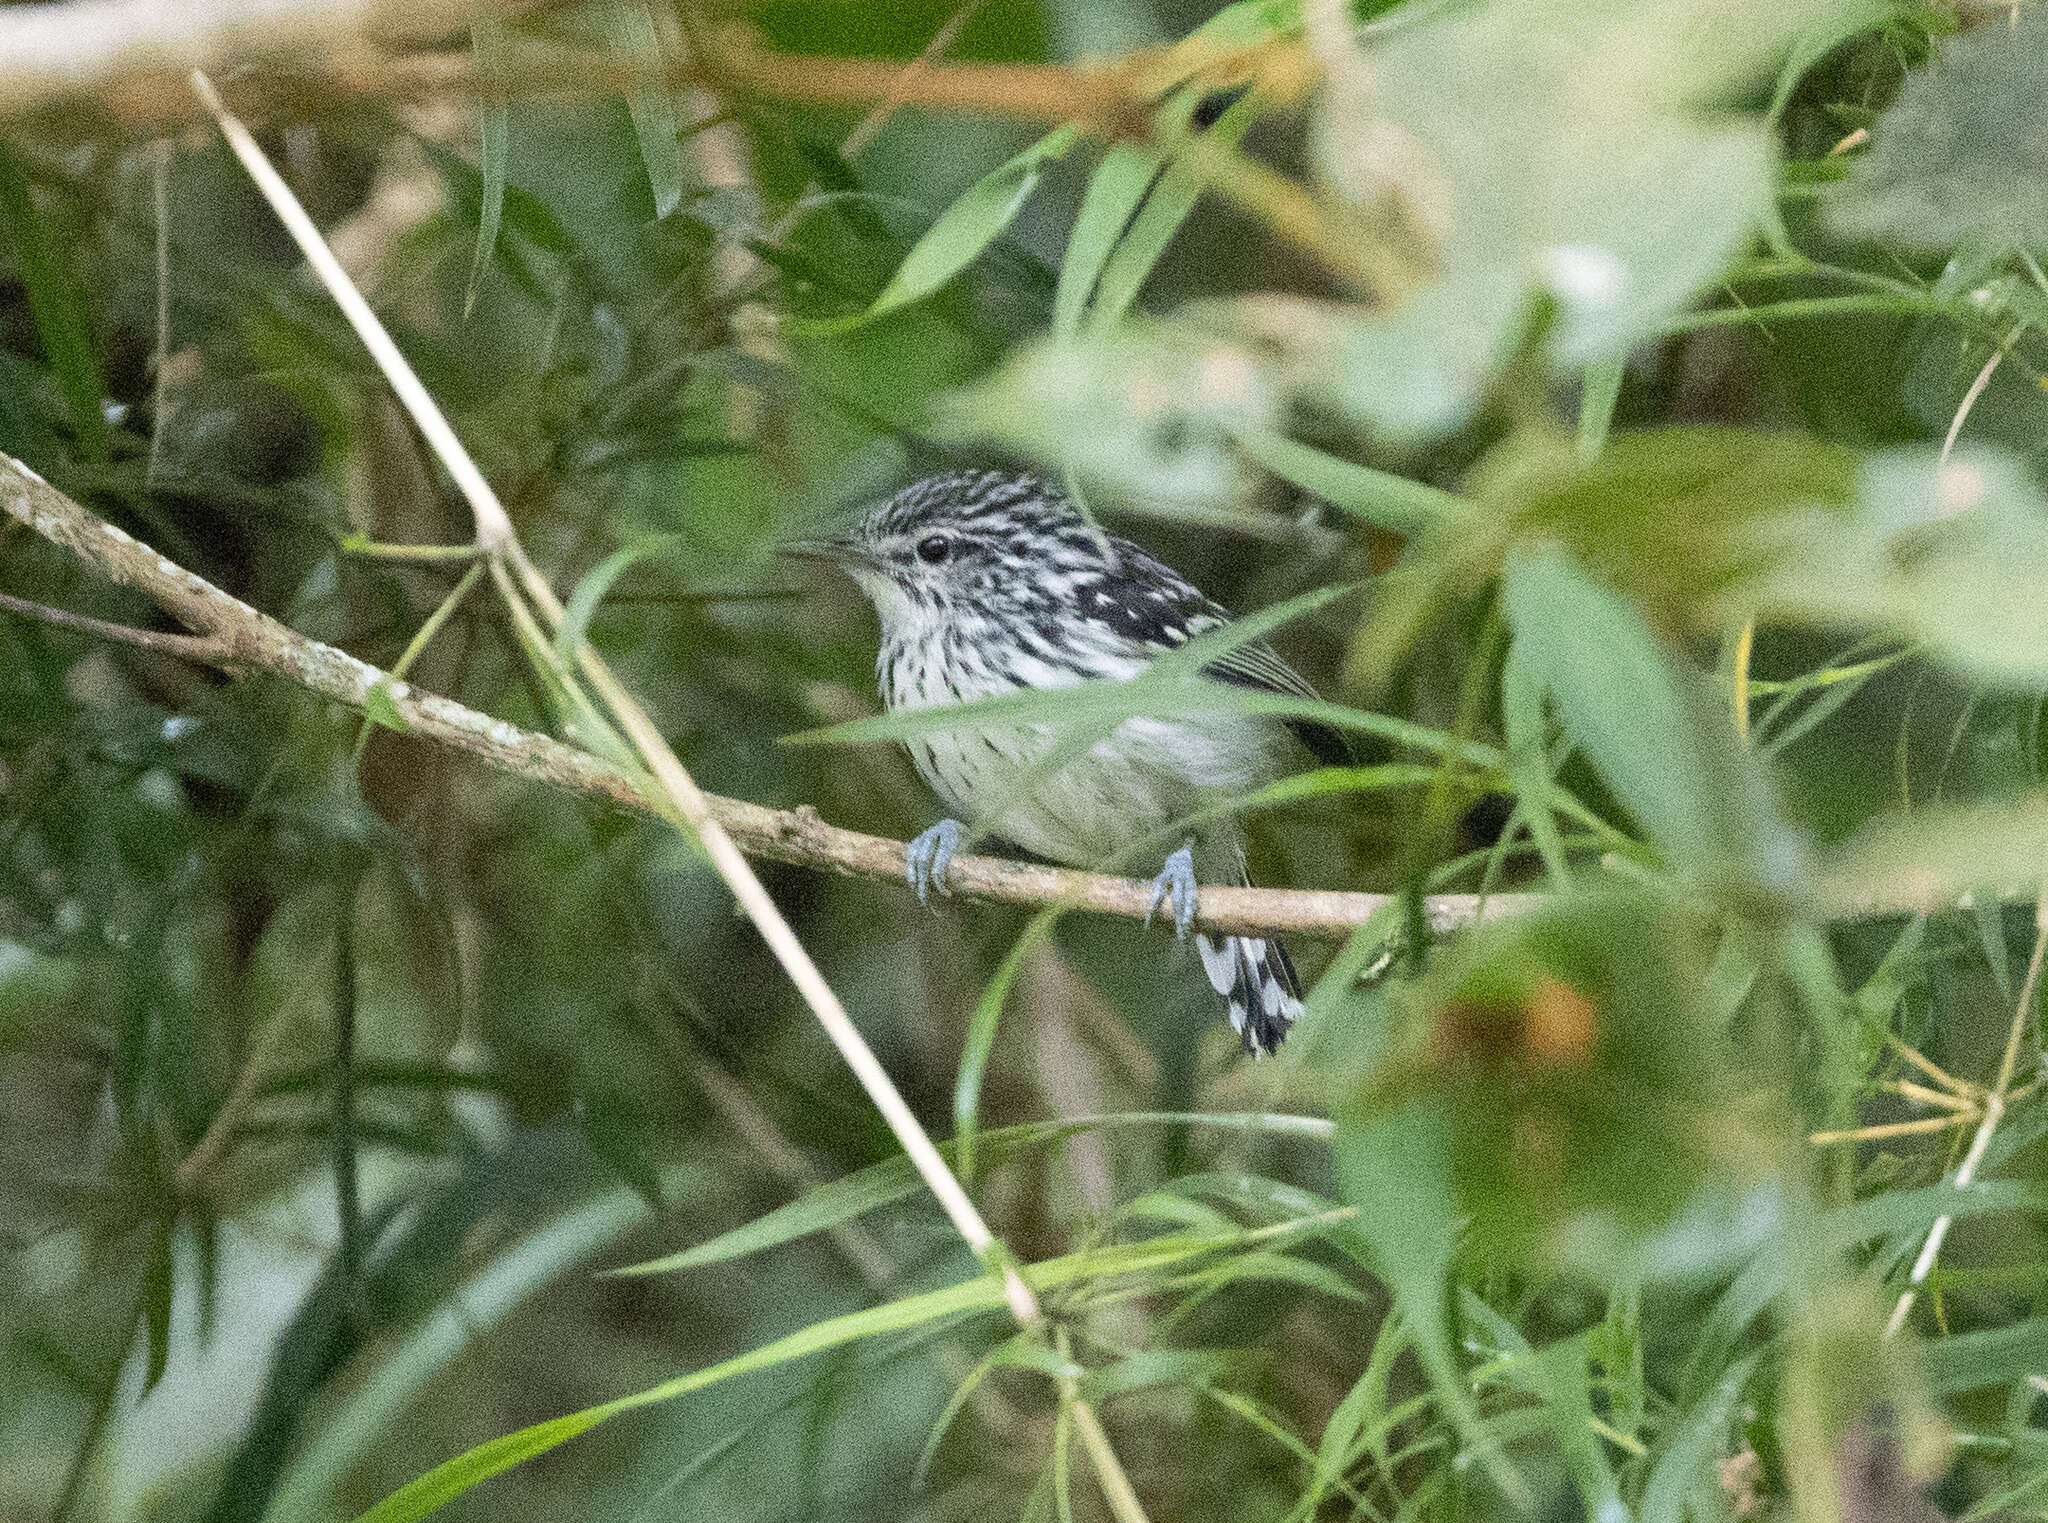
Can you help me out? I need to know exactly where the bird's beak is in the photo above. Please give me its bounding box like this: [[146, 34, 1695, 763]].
[[780, 536, 882, 572]]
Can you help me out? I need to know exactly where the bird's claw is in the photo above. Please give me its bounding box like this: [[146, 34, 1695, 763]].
[[1146, 843, 1199, 941], [907, 819, 962, 906]]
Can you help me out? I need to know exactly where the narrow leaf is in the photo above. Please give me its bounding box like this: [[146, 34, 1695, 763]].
[[0, 141, 106, 456], [554, 534, 683, 662], [603, 1, 684, 219], [357, 1226, 1290, 1522], [1501, 544, 1725, 870], [867, 124, 1082, 322], [1233, 426, 1460, 536], [1088, 91, 1258, 329], [142, 1227, 174, 1395], [464, 11, 510, 317], [604, 1110, 1333, 1279], [1055, 139, 1160, 334], [956, 910, 1058, 1183]]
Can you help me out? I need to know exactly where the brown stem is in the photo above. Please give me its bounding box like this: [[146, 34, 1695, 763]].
[[0, 589, 231, 661], [1, 448, 1520, 940]]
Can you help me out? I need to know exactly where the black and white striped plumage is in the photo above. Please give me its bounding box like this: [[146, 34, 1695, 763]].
[[794, 470, 1340, 1054]]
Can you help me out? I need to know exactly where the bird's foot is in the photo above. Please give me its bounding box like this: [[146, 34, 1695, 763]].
[[907, 819, 963, 905], [1146, 842, 1199, 941]]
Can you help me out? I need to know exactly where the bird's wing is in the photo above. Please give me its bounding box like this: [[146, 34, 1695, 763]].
[[1202, 644, 1352, 766], [1094, 538, 1352, 767]]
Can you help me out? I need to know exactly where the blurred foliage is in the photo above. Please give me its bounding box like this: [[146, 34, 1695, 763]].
[[6, 1, 2048, 1521]]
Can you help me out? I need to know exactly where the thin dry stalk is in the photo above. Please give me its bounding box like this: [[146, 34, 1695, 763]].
[[188, 68, 1042, 1324], [0, 479, 1512, 941], [1884, 892, 2047, 1338]]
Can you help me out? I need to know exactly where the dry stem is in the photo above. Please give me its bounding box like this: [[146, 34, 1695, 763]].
[[2, 447, 1503, 940], [1883, 892, 2047, 1338]]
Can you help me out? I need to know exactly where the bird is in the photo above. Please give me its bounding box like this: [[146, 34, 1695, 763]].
[[785, 469, 1347, 1054]]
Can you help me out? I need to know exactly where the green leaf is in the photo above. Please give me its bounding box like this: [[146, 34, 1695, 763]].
[[1055, 140, 1160, 334], [1813, 796, 2048, 920], [956, 910, 1058, 1183], [265, 1175, 692, 1522], [1831, 4, 2048, 255], [362, 679, 413, 736], [864, 124, 1082, 323], [1499, 638, 1573, 888], [1333, 1103, 1527, 1504], [0, 140, 107, 457], [603, 1111, 1334, 1279], [938, 321, 1282, 509], [1086, 89, 1258, 331], [142, 1226, 174, 1395], [1576, 356, 1625, 463], [1508, 427, 1860, 628], [602, 0, 684, 220], [463, 11, 510, 318], [1180, 0, 1884, 441], [553, 534, 683, 662], [1231, 427, 1462, 536], [1640, 1352, 1761, 1523], [1500, 544, 1740, 873], [1922, 1316, 2048, 1394], [355, 1223, 1316, 1522], [1752, 446, 2048, 688]]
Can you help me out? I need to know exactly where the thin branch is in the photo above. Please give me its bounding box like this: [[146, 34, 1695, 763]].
[[842, 0, 989, 158], [0, 0, 484, 119], [0, 0, 1289, 132], [1810, 1113, 1976, 1146], [189, 75, 1044, 1328], [190, 69, 514, 550], [0, 588, 230, 661], [3, 449, 1487, 940]]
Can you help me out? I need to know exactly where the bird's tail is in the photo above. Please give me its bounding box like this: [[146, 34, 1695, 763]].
[[1195, 932, 1303, 1055]]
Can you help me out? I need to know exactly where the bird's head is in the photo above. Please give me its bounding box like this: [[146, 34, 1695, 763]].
[[783, 471, 1118, 635]]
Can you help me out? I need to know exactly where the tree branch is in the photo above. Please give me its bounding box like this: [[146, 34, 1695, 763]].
[[0, 0, 484, 120], [2, 449, 1501, 940], [0, 1, 1299, 138]]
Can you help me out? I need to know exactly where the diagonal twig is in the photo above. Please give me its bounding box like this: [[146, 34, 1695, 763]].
[[0, 463, 1502, 941], [189, 67, 1042, 1326], [0, 588, 229, 661]]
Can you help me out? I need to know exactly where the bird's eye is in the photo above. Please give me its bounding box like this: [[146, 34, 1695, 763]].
[[915, 534, 951, 565]]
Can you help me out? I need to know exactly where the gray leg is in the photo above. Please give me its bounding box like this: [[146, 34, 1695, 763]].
[[1146, 841, 1199, 941], [907, 818, 962, 905]]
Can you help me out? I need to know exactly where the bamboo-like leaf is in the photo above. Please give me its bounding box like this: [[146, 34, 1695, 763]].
[[1335, 1103, 1527, 1504], [603, 0, 684, 220], [355, 1224, 1313, 1523], [266, 1176, 694, 1522], [1640, 1352, 1761, 1523], [1087, 90, 1258, 330], [1232, 427, 1461, 536], [603, 1111, 1334, 1279], [856, 125, 1082, 324], [956, 909, 1059, 1183], [0, 141, 107, 456], [141, 1226, 174, 1395], [554, 534, 683, 662], [786, 674, 1499, 774], [1576, 356, 1625, 462], [464, 11, 511, 318], [1501, 544, 1731, 871], [1499, 640, 1574, 888], [1055, 139, 1160, 333], [811, 122, 1089, 333]]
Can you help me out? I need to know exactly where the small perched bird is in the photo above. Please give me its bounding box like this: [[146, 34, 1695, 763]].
[[787, 470, 1345, 1054]]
